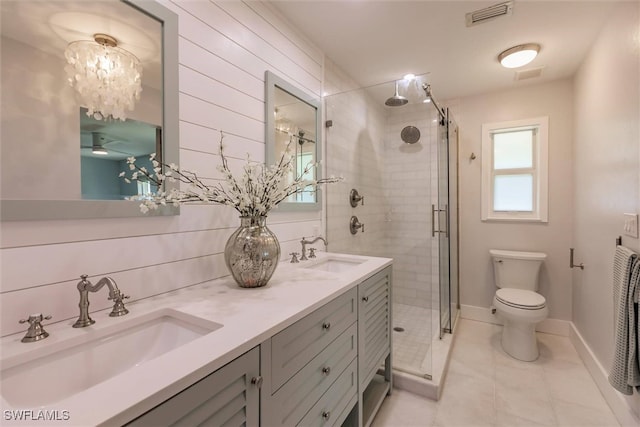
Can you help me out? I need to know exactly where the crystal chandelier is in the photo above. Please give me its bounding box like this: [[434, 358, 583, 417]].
[[65, 34, 142, 121]]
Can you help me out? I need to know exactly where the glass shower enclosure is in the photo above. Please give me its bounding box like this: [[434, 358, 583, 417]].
[[324, 74, 458, 380]]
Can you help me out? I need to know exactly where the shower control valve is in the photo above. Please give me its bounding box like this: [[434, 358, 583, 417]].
[[349, 189, 364, 207], [350, 216, 365, 235]]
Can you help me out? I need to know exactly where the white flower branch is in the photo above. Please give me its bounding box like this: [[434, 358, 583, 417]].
[[120, 131, 342, 216]]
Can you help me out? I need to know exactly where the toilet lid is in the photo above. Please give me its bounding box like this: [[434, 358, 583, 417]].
[[496, 288, 546, 309]]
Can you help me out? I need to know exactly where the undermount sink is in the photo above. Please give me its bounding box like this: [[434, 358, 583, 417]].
[[304, 257, 365, 273], [1, 308, 222, 407]]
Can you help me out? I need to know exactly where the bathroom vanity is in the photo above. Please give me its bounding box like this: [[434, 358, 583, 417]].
[[128, 264, 392, 427], [0, 253, 391, 427]]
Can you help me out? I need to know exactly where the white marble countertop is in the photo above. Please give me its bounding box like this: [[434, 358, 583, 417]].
[[0, 252, 391, 426]]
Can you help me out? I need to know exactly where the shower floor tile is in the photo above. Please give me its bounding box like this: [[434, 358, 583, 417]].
[[392, 303, 438, 376]]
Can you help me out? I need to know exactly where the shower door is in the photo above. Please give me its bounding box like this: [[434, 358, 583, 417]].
[[437, 110, 459, 338]]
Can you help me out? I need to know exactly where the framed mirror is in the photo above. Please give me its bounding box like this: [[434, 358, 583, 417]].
[[0, 0, 178, 221], [265, 71, 322, 212]]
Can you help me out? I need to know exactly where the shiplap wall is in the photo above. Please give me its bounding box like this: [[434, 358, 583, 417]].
[[0, 0, 325, 337]]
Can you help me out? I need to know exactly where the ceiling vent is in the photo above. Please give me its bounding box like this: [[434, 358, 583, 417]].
[[465, 1, 513, 27], [515, 67, 545, 81]]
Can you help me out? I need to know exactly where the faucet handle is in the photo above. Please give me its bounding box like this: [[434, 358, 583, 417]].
[[290, 252, 300, 263], [108, 290, 130, 301], [309, 247, 317, 258], [108, 289, 130, 318], [19, 313, 52, 343], [19, 313, 52, 324]]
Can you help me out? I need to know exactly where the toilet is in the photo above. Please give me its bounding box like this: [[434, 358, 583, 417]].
[[490, 249, 548, 361]]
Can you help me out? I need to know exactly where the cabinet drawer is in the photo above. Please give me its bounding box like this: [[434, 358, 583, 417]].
[[271, 288, 357, 392], [359, 267, 391, 387], [269, 323, 357, 426], [298, 358, 358, 427]]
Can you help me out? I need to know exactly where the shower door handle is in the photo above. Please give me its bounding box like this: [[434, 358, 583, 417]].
[[431, 204, 449, 237], [431, 204, 436, 237]]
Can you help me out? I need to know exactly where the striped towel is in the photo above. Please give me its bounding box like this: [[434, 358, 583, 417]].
[[608, 245, 638, 395], [627, 261, 640, 388]]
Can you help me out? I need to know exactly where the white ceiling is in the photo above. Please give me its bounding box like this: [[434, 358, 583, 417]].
[[269, 0, 617, 101]]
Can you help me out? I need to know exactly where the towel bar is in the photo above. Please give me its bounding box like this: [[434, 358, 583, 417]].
[[569, 248, 584, 270]]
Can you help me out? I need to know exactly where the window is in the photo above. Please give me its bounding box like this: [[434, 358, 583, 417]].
[[481, 117, 548, 222], [137, 180, 151, 197]]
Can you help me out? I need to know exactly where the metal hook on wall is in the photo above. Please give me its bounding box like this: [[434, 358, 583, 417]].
[[469, 152, 477, 161]]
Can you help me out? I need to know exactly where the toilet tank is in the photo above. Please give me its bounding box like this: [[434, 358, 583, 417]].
[[489, 249, 546, 290]]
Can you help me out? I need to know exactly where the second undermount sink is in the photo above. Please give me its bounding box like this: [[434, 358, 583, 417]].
[[0, 308, 222, 408], [304, 256, 365, 273]]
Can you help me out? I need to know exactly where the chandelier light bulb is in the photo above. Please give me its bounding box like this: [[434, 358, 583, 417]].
[[65, 33, 143, 121], [498, 43, 540, 68]]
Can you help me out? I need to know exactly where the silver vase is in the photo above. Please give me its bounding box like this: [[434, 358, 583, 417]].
[[224, 216, 281, 288]]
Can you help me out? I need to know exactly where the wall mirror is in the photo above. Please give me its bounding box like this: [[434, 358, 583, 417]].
[[265, 71, 322, 211], [0, 0, 178, 221]]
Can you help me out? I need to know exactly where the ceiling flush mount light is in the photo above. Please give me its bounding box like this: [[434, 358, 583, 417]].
[[498, 43, 540, 68], [65, 33, 143, 121]]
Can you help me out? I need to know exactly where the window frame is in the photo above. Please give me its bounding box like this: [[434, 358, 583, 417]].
[[481, 116, 549, 222]]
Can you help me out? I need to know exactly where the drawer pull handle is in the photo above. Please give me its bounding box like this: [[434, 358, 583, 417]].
[[362, 296, 369, 302], [322, 366, 331, 375], [322, 322, 331, 331], [322, 411, 331, 420], [251, 376, 263, 389]]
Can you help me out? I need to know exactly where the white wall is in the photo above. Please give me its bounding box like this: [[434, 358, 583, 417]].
[[572, 1, 640, 418], [0, 1, 324, 337], [454, 78, 575, 321], [1, 37, 80, 199]]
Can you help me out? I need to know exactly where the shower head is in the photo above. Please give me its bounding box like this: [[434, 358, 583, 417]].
[[385, 81, 408, 107]]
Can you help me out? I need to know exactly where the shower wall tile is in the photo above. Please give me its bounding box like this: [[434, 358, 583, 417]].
[[324, 69, 439, 311], [324, 58, 387, 259]]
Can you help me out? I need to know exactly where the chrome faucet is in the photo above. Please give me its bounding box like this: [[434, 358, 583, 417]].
[[300, 236, 328, 261], [73, 274, 130, 328]]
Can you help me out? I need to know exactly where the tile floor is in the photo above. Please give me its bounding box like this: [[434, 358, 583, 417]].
[[373, 318, 620, 427]]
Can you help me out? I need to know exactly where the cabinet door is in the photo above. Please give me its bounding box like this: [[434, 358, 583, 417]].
[[358, 267, 391, 389], [127, 347, 260, 427]]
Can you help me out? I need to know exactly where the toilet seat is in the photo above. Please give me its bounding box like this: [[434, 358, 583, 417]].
[[495, 288, 545, 310]]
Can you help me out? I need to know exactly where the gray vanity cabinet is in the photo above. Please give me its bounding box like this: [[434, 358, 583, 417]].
[[126, 347, 260, 426], [125, 265, 392, 427], [358, 266, 392, 427], [261, 288, 358, 427]]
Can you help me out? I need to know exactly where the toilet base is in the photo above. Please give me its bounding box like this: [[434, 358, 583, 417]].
[[501, 320, 539, 362]]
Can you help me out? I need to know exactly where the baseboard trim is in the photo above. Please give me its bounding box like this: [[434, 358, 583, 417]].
[[460, 304, 570, 336], [569, 323, 639, 427]]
